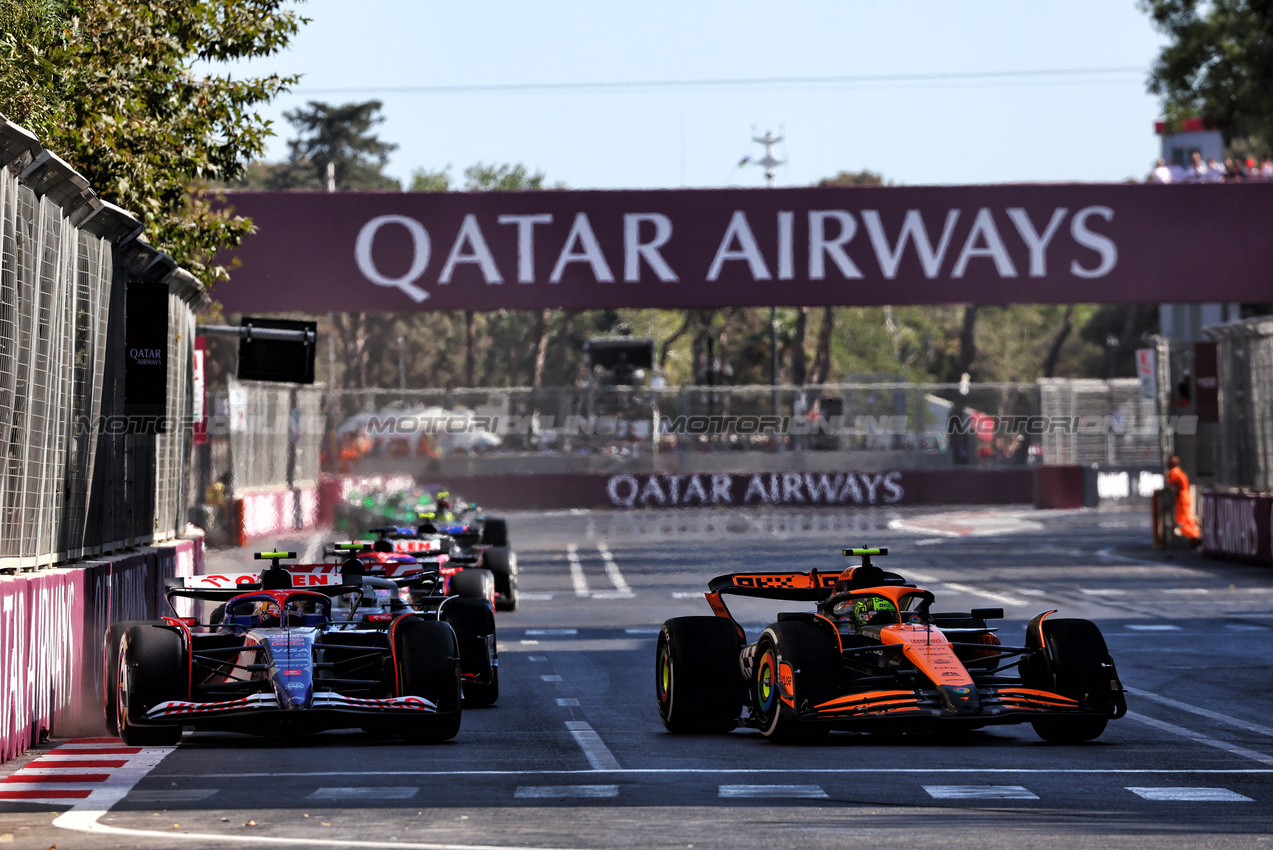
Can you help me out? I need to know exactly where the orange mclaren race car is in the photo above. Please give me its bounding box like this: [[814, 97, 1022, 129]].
[[656, 547, 1126, 744]]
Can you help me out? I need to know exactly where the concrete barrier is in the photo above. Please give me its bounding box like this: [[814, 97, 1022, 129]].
[[0, 535, 203, 763]]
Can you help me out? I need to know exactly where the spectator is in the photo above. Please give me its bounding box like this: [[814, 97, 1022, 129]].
[[1224, 157, 1245, 181], [1188, 151, 1207, 182], [1262, 156, 1273, 181], [1168, 160, 1187, 182], [1203, 158, 1225, 183], [1149, 158, 1172, 183], [1245, 157, 1260, 179]]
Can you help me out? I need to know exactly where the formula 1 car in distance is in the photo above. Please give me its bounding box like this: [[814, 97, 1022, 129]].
[[412, 510, 519, 612], [328, 534, 498, 609], [656, 547, 1126, 744], [103, 552, 472, 746]]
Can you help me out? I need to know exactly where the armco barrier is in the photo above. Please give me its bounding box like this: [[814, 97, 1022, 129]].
[[432, 467, 1063, 511], [0, 535, 201, 763], [1201, 490, 1273, 567], [232, 486, 320, 546]]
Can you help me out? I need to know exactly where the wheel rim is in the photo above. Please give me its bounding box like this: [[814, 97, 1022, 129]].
[[657, 641, 672, 709], [756, 649, 777, 719]]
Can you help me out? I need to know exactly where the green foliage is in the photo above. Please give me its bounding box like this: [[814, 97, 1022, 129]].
[[1142, 0, 1273, 145], [281, 100, 400, 190], [0, 0, 306, 285], [463, 162, 550, 191], [817, 169, 889, 187], [409, 167, 451, 192]]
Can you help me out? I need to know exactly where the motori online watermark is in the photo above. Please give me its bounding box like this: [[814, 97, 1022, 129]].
[[75, 412, 1198, 438]]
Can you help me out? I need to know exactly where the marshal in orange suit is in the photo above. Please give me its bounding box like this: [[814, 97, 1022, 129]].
[[1166, 455, 1201, 542]]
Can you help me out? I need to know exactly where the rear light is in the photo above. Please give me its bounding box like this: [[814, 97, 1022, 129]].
[[365, 613, 394, 623]]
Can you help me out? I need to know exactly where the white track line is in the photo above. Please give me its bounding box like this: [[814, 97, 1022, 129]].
[[300, 530, 329, 563], [1126, 711, 1273, 767], [182, 768, 1273, 778], [515, 785, 617, 799], [596, 544, 632, 595], [939, 582, 1030, 608], [1127, 688, 1273, 738], [565, 544, 589, 597], [564, 721, 621, 771]]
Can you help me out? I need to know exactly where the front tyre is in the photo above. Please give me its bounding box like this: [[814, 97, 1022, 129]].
[[1026, 618, 1116, 743], [656, 617, 744, 733], [394, 617, 462, 743], [441, 598, 499, 708], [117, 625, 186, 746], [753, 622, 838, 744]]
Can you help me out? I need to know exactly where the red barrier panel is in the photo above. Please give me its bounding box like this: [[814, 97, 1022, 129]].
[[433, 468, 1038, 511], [1201, 491, 1273, 567], [1033, 465, 1085, 509], [232, 486, 321, 546], [0, 536, 205, 764]]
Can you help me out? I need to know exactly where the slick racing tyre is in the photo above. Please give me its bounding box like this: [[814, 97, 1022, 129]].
[[1024, 618, 1114, 743], [103, 621, 154, 735], [656, 617, 744, 733], [394, 617, 462, 743], [753, 621, 839, 744], [481, 546, 519, 611], [117, 625, 186, 746], [449, 568, 496, 608], [480, 518, 509, 548], [441, 597, 499, 708]]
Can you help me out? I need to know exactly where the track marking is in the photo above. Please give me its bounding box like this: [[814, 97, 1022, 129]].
[[1097, 547, 1167, 567], [564, 721, 621, 771], [1079, 589, 1127, 596], [514, 785, 617, 799], [528, 656, 548, 662], [158, 768, 1273, 779], [1126, 688, 1273, 738], [308, 787, 417, 800], [127, 789, 218, 803], [939, 582, 1030, 607], [540, 675, 563, 682], [556, 698, 580, 707], [300, 530, 329, 563], [566, 544, 590, 597], [1126, 711, 1273, 766], [596, 544, 632, 595], [1125, 624, 1180, 631], [526, 629, 578, 636], [923, 785, 1038, 800], [625, 628, 661, 635], [1126, 787, 1252, 802], [719, 785, 828, 799], [671, 592, 701, 599], [519, 592, 554, 601]]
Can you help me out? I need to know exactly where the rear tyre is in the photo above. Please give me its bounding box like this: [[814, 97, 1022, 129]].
[[449, 568, 495, 607], [117, 625, 186, 746], [1025, 618, 1114, 743], [753, 621, 838, 744], [481, 547, 519, 611], [441, 598, 499, 708], [394, 617, 462, 743], [480, 518, 509, 548], [656, 617, 744, 733]]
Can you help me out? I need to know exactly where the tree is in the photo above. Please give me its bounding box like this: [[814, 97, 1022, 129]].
[[463, 162, 548, 191], [1143, 1, 1273, 146], [0, 0, 305, 285], [817, 170, 888, 187], [280, 100, 400, 190]]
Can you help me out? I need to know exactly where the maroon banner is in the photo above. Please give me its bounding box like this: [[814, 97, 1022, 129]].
[[434, 468, 1037, 511], [1201, 490, 1273, 566], [215, 183, 1273, 313]]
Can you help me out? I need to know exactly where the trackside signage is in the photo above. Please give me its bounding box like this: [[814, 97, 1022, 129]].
[[216, 183, 1273, 311], [1201, 491, 1273, 566]]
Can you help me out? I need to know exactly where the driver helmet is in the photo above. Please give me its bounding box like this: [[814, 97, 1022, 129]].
[[851, 596, 896, 628], [254, 600, 281, 627]]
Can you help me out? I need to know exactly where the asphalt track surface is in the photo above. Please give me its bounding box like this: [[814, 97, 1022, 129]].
[[3, 505, 1273, 849]]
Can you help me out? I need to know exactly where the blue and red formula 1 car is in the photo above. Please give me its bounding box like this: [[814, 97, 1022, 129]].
[[103, 552, 493, 746], [657, 547, 1126, 743]]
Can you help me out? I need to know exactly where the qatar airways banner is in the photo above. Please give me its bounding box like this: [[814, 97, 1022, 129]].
[[216, 183, 1273, 312]]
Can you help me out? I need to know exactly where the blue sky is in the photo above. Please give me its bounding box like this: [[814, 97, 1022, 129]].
[[228, 1, 1169, 189]]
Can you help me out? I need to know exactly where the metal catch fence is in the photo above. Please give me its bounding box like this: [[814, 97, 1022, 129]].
[[1207, 317, 1273, 493]]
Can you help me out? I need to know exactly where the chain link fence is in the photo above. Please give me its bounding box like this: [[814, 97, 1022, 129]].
[[0, 114, 206, 570], [1207, 317, 1273, 493]]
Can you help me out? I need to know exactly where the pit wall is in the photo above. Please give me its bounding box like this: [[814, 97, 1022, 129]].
[[430, 467, 1084, 512], [1201, 490, 1273, 567], [0, 535, 203, 763]]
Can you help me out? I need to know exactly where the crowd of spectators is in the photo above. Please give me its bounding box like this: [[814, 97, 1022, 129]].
[[1149, 151, 1273, 183]]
